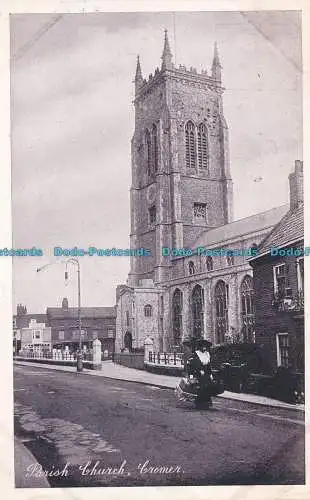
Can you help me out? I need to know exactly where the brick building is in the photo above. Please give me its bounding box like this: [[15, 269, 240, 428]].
[[249, 161, 304, 372], [46, 298, 116, 355], [113, 32, 303, 353]]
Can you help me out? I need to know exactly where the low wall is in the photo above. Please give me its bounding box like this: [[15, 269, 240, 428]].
[[14, 356, 97, 370], [144, 362, 183, 377], [114, 353, 145, 370]]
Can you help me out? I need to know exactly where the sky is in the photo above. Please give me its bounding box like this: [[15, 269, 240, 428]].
[[10, 10, 302, 313]]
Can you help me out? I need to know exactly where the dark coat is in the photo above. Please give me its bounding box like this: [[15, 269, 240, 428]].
[[186, 351, 212, 381]]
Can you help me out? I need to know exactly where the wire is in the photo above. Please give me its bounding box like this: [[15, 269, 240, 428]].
[[12, 14, 63, 61], [240, 11, 301, 73]]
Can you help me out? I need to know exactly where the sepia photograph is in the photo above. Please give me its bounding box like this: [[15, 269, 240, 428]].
[[10, 9, 305, 489]]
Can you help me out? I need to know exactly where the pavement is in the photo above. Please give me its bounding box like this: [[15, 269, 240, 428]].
[[14, 359, 305, 412], [14, 437, 50, 488]]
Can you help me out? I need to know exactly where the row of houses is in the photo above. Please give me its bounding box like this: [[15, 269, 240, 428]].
[[13, 298, 116, 356]]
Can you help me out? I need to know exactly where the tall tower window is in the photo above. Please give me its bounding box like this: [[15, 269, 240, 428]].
[[197, 123, 208, 169], [185, 121, 196, 168], [145, 129, 152, 176], [152, 123, 158, 172]]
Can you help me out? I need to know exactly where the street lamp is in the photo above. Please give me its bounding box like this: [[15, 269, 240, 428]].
[[37, 258, 83, 372]]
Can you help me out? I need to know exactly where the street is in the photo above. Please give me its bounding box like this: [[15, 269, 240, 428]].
[[14, 364, 305, 487]]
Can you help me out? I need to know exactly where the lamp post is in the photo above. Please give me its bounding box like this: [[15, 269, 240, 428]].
[[37, 258, 83, 372]]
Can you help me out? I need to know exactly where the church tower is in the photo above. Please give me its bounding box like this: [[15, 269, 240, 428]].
[[128, 32, 233, 287]]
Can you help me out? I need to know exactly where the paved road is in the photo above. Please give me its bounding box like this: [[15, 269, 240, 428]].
[[13, 364, 305, 488]]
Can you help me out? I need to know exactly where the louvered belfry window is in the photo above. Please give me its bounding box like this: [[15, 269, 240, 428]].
[[185, 121, 196, 168], [197, 123, 208, 169]]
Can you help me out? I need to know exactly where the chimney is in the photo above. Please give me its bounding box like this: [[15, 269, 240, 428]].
[[289, 160, 303, 210]]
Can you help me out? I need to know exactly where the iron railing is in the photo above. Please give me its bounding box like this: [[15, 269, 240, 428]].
[[16, 350, 93, 361], [148, 351, 184, 366]]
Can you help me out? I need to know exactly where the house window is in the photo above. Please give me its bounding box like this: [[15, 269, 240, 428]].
[[193, 202, 207, 222], [107, 329, 114, 338], [240, 275, 255, 343], [188, 261, 195, 275], [276, 333, 290, 367], [197, 123, 208, 169], [215, 280, 228, 344], [126, 311, 130, 327], [152, 123, 158, 172], [273, 264, 288, 296], [145, 129, 152, 176], [191, 285, 204, 338], [297, 257, 304, 291], [206, 256, 213, 271], [144, 304, 152, 317], [185, 121, 196, 168], [149, 205, 156, 225], [33, 330, 41, 340], [58, 330, 65, 340], [172, 289, 183, 345]]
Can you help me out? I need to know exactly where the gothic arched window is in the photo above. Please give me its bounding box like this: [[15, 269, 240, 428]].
[[240, 275, 255, 343], [206, 256, 213, 271], [197, 123, 208, 169], [189, 261, 195, 275], [152, 123, 158, 172], [185, 121, 196, 168], [192, 285, 204, 338], [172, 289, 183, 345], [145, 129, 151, 176], [144, 304, 152, 317], [215, 280, 228, 344]]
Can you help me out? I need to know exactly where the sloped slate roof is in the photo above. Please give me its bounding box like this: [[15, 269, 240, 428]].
[[254, 203, 304, 258], [46, 306, 116, 319], [192, 204, 289, 248]]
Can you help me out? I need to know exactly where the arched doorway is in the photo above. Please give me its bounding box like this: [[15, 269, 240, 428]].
[[124, 331, 133, 352], [191, 285, 204, 339]]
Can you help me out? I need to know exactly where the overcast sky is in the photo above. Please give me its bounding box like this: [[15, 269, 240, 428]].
[[10, 10, 302, 313]]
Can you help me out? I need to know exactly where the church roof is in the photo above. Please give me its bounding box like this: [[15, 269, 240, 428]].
[[251, 203, 303, 259], [192, 204, 289, 249], [46, 306, 116, 319]]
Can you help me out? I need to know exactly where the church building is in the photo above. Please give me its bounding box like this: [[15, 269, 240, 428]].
[[115, 31, 295, 353]]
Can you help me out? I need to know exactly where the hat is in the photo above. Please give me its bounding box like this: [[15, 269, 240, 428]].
[[198, 339, 213, 348]]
